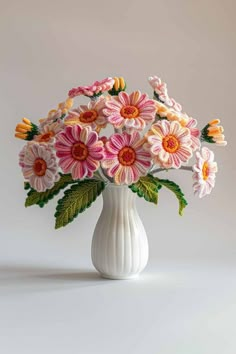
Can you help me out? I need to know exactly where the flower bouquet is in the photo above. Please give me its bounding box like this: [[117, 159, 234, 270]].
[[15, 75, 227, 279]]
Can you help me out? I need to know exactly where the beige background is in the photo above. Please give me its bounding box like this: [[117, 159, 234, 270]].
[[1, 0, 235, 264], [0, 1, 236, 353]]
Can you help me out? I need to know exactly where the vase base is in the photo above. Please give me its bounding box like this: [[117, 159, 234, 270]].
[[100, 273, 140, 280]]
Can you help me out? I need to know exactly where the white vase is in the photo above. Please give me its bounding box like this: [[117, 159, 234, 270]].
[[91, 184, 149, 280]]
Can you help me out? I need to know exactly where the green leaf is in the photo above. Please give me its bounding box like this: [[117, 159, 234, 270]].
[[154, 177, 188, 216], [54, 179, 105, 229], [25, 174, 76, 208], [200, 124, 215, 143], [129, 175, 161, 204], [24, 182, 31, 190]]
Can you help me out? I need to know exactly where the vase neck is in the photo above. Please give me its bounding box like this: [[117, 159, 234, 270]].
[[102, 184, 136, 209]]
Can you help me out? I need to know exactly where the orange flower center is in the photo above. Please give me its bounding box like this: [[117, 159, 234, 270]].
[[162, 135, 180, 153], [118, 146, 136, 166], [71, 142, 88, 161], [33, 158, 47, 176], [37, 132, 55, 142], [120, 105, 139, 119], [80, 110, 98, 123], [202, 162, 209, 181]]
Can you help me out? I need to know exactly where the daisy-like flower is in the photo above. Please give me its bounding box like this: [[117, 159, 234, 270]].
[[22, 143, 59, 192], [15, 118, 39, 141], [68, 77, 115, 98], [103, 90, 156, 130], [34, 121, 64, 144], [102, 131, 152, 185], [201, 119, 227, 146], [145, 120, 192, 169], [64, 96, 107, 131], [55, 125, 104, 180], [193, 147, 218, 198], [148, 75, 182, 112], [19, 145, 27, 168], [155, 101, 200, 151], [39, 98, 74, 128]]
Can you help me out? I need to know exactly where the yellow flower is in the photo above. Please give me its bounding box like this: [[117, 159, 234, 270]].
[[202, 119, 227, 146], [57, 98, 74, 114], [15, 118, 38, 140], [109, 77, 126, 95]]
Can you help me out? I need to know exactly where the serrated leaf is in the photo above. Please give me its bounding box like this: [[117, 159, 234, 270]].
[[154, 177, 188, 216], [129, 175, 160, 204], [54, 179, 105, 229], [25, 174, 76, 208]]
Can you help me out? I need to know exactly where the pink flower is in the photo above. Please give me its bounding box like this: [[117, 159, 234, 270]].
[[145, 120, 192, 168], [102, 131, 152, 185], [180, 116, 200, 151], [19, 145, 27, 168], [148, 75, 182, 112], [34, 121, 64, 144], [55, 125, 104, 180], [68, 77, 115, 98], [103, 90, 156, 130], [193, 147, 218, 198], [22, 143, 59, 192], [64, 97, 107, 130]]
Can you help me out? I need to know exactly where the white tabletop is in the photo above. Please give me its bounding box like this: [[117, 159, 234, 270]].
[[1, 260, 235, 354]]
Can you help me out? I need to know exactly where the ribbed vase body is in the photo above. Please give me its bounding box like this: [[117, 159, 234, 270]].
[[91, 184, 148, 279]]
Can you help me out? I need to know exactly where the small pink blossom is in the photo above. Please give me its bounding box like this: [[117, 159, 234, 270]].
[[55, 125, 104, 180], [103, 90, 156, 130], [34, 121, 64, 144], [148, 75, 182, 112], [22, 143, 59, 192], [193, 147, 218, 198], [64, 96, 107, 130], [102, 131, 152, 185], [145, 120, 192, 169], [68, 77, 115, 98]]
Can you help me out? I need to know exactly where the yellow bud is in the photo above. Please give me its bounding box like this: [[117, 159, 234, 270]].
[[119, 77, 125, 90], [22, 117, 31, 125], [65, 98, 73, 109], [113, 77, 119, 91]]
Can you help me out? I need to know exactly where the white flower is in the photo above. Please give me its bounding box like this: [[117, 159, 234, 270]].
[[193, 147, 218, 198], [22, 143, 59, 192]]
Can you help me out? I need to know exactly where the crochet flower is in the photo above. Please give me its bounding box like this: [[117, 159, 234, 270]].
[[39, 98, 74, 128], [64, 97, 107, 131], [201, 119, 227, 146], [155, 102, 200, 151], [21, 143, 59, 192], [193, 147, 218, 198], [15, 118, 39, 141], [55, 125, 104, 180], [148, 75, 182, 112], [103, 90, 156, 130], [102, 131, 152, 185], [68, 77, 115, 98], [34, 121, 64, 144], [146, 120, 192, 168], [108, 76, 126, 95]]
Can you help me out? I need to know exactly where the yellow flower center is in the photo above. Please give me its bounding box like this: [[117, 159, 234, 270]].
[[37, 132, 55, 142], [33, 158, 47, 176], [71, 142, 88, 161], [118, 146, 136, 166], [80, 110, 98, 123], [120, 105, 139, 119], [162, 135, 180, 153], [202, 162, 209, 181]]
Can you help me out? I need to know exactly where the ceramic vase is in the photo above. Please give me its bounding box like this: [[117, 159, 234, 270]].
[[91, 184, 149, 279]]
